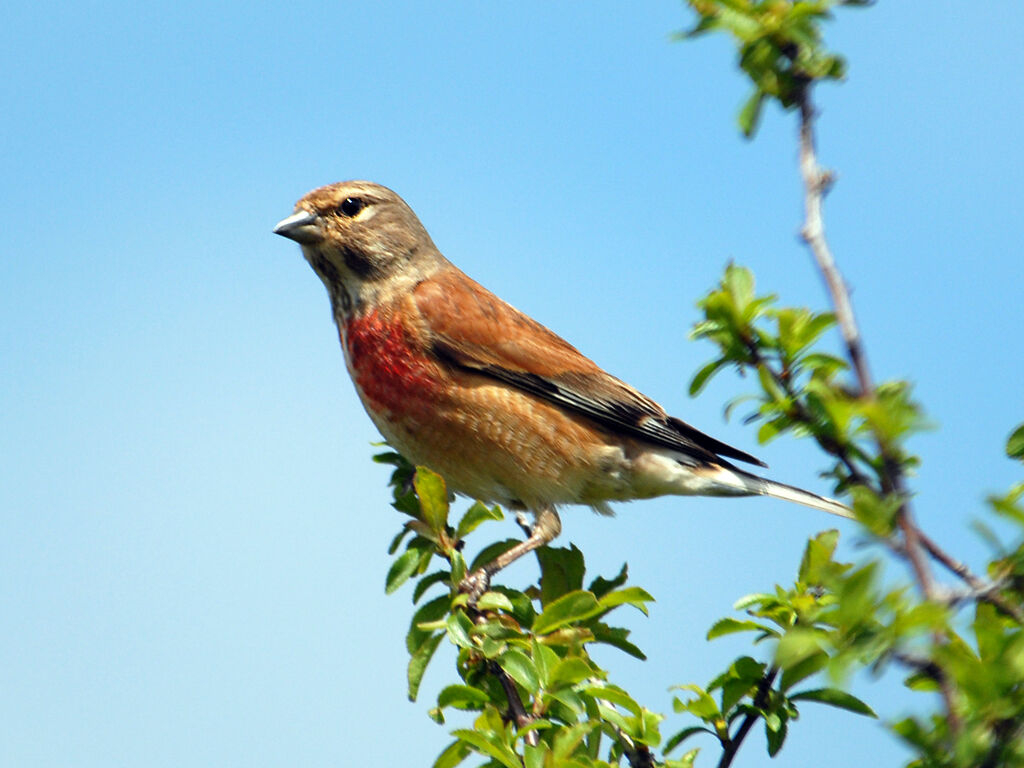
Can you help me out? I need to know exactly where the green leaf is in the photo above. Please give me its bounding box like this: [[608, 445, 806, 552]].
[[413, 468, 450, 536], [533, 590, 601, 634], [432, 739, 471, 768], [583, 684, 642, 716], [450, 729, 522, 768], [493, 586, 537, 628], [673, 684, 720, 720], [733, 656, 767, 684], [551, 721, 597, 761], [456, 501, 504, 538], [387, 525, 413, 555], [801, 352, 848, 377], [663, 726, 710, 754], [589, 563, 629, 599], [734, 592, 775, 610], [595, 700, 633, 737], [720, 679, 754, 717], [550, 657, 596, 688], [780, 650, 828, 691], [590, 622, 647, 660], [408, 632, 443, 701], [437, 684, 491, 711], [1007, 423, 1024, 460], [476, 591, 515, 613], [446, 610, 476, 649], [690, 358, 727, 396], [707, 617, 769, 640], [499, 649, 540, 694], [413, 570, 450, 604], [757, 418, 784, 444], [538, 545, 586, 607], [531, 638, 558, 687], [790, 688, 877, 717], [448, 550, 467, 587], [738, 89, 765, 138], [408, 594, 452, 653], [386, 548, 422, 595], [765, 713, 788, 756], [596, 586, 654, 617], [775, 628, 826, 669], [666, 748, 700, 768], [522, 743, 544, 768], [724, 263, 755, 308], [414, 467, 449, 533], [547, 687, 586, 716], [798, 529, 840, 584]]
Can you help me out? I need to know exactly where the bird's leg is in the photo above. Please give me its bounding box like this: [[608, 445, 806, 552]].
[[460, 506, 562, 601]]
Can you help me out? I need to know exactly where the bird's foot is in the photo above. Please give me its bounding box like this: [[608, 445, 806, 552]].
[[459, 568, 491, 604]]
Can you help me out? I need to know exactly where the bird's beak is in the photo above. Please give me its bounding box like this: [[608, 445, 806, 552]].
[[273, 209, 323, 244]]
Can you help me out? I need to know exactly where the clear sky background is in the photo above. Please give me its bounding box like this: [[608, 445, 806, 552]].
[[2, 2, 1022, 767]]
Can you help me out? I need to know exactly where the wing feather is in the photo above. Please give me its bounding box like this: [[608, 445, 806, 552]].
[[414, 269, 766, 468]]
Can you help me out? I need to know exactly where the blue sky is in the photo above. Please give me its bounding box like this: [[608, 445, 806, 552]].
[[2, 2, 1022, 766]]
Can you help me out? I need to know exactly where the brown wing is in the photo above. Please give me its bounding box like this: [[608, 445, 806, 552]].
[[413, 268, 766, 468]]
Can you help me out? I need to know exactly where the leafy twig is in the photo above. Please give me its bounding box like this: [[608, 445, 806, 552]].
[[718, 667, 778, 768], [486, 660, 538, 746], [916, 529, 1024, 624]]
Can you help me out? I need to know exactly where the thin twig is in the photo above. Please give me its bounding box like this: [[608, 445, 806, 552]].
[[794, 82, 938, 599], [792, 80, 968, 742], [718, 667, 778, 768], [616, 729, 656, 768], [487, 660, 538, 746], [796, 96, 871, 398], [891, 651, 964, 736], [917, 529, 1024, 624], [739, 336, 872, 488], [978, 718, 1024, 768]]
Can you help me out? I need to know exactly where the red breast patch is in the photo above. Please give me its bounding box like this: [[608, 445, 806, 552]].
[[344, 310, 439, 415]]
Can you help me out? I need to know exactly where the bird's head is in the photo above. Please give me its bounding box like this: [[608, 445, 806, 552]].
[[274, 181, 444, 310]]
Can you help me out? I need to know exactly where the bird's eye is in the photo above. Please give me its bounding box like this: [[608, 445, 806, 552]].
[[338, 197, 365, 217]]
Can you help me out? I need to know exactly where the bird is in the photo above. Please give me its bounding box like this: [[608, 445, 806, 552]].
[[274, 180, 850, 591]]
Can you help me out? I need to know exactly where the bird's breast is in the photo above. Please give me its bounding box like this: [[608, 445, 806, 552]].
[[341, 308, 441, 418]]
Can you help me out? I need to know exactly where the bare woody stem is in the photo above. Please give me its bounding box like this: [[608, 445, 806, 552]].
[[794, 80, 963, 736], [916, 528, 1024, 624], [794, 84, 938, 598], [797, 97, 871, 399]]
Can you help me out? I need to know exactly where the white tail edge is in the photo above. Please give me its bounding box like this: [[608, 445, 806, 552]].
[[710, 466, 854, 520]]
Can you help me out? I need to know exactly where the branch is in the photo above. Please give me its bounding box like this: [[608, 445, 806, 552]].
[[740, 334, 873, 489], [486, 660, 538, 746], [793, 82, 937, 600], [796, 95, 870, 398], [616, 730, 656, 768], [718, 667, 778, 768], [891, 652, 964, 737], [916, 529, 1024, 624]]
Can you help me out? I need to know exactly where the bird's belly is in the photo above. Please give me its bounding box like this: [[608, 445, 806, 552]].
[[369, 378, 634, 510]]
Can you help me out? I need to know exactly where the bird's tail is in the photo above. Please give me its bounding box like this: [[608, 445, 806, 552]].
[[707, 466, 853, 520]]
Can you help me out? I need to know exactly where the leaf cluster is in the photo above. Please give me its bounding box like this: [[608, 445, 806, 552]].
[[685, 264, 1024, 766], [691, 264, 924, 509], [678, 0, 868, 136], [666, 532, 876, 763], [377, 453, 676, 768]]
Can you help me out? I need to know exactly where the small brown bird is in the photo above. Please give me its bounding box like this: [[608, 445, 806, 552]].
[[275, 181, 849, 588]]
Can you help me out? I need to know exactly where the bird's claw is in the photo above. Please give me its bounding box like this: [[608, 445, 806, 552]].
[[459, 568, 491, 604]]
